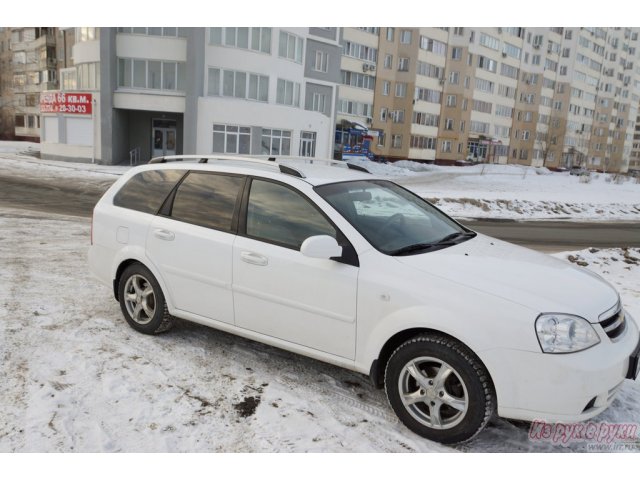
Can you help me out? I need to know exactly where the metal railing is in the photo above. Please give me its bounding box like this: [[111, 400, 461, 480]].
[[129, 147, 140, 166]]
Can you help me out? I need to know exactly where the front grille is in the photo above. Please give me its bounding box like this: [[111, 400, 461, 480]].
[[599, 309, 626, 340]]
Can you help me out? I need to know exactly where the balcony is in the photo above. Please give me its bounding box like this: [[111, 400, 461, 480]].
[[10, 34, 56, 52]]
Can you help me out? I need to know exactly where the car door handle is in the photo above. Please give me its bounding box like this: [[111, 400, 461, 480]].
[[240, 251, 268, 266], [153, 229, 175, 241]]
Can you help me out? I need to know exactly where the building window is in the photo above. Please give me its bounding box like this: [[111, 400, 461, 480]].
[[445, 118, 454, 130], [250, 28, 272, 53], [441, 140, 452, 153], [261, 128, 291, 155], [419, 36, 446, 55], [119, 27, 184, 38], [341, 70, 375, 90], [477, 55, 497, 72], [395, 82, 407, 97], [76, 27, 97, 42], [384, 54, 393, 69], [479, 33, 500, 50], [118, 58, 185, 91], [415, 87, 441, 103], [342, 41, 377, 62], [410, 135, 437, 150], [314, 50, 329, 73], [449, 71, 459, 84], [213, 124, 251, 154], [276, 79, 301, 107], [338, 99, 372, 116], [380, 107, 388, 121], [451, 47, 462, 60], [312, 92, 326, 113], [382, 80, 390, 96], [398, 57, 409, 72], [76, 63, 99, 90], [412, 111, 439, 127], [278, 31, 304, 63], [386, 28, 395, 42], [400, 30, 412, 44], [391, 110, 405, 123], [299, 131, 316, 157], [392, 134, 402, 148], [446, 95, 456, 107]]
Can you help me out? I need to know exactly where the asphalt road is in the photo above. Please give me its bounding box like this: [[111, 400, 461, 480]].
[[0, 172, 638, 252]]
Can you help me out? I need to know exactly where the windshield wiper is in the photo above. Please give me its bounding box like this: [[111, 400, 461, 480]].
[[388, 243, 440, 256], [389, 231, 476, 256], [436, 231, 476, 244]]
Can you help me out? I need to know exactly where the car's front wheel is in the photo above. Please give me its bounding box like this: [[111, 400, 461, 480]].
[[118, 263, 174, 334], [385, 334, 495, 444]]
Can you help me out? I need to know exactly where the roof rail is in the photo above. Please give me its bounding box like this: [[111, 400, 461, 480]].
[[252, 155, 372, 174], [147, 154, 371, 177], [148, 154, 306, 178]]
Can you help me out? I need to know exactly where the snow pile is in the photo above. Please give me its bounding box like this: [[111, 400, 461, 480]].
[[0, 141, 40, 154], [349, 158, 640, 221], [0, 207, 638, 452]]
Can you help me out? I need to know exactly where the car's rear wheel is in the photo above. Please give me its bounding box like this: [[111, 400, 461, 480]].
[[118, 263, 174, 334], [385, 334, 495, 444]]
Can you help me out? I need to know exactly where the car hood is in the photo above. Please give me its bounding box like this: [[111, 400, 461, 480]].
[[394, 233, 618, 322]]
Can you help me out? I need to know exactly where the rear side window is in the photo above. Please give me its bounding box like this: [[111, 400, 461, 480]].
[[170, 172, 244, 232], [113, 169, 184, 214]]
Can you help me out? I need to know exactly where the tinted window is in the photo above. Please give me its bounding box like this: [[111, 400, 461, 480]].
[[113, 169, 184, 214], [246, 179, 336, 249], [171, 172, 244, 231]]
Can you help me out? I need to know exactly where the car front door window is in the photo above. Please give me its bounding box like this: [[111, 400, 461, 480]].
[[246, 179, 336, 249]]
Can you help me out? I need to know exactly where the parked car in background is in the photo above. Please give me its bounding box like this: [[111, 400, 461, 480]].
[[570, 166, 590, 176], [88, 155, 640, 444]]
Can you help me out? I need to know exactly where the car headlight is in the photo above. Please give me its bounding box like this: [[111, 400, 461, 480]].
[[535, 314, 600, 353]]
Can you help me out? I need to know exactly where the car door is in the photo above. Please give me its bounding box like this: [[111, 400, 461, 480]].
[[233, 178, 359, 360], [145, 171, 245, 324]]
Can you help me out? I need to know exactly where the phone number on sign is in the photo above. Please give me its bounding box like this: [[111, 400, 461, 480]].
[[58, 105, 88, 114]]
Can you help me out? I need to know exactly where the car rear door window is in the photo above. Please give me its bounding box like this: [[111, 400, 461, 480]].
[[170, 172, 244, 232], [246, 179, 336, 249], [113, 169, 184, 214]]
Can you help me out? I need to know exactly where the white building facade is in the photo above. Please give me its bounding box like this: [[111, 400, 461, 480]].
[[40, 27, 341, 165]]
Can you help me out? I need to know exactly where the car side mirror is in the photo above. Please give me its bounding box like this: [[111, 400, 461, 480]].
[[300, 235, 343, 260]]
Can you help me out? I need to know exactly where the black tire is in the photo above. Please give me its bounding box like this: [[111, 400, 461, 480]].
[[384, 334, 495, 444], [118, 263, 174, 335]]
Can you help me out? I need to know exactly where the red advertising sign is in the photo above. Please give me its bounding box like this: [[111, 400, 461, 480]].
[[40, 92, 93, 115]]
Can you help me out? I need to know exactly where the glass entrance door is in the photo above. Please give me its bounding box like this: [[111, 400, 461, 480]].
[[152, 118, 178, 158], [152, 127, 177, 157]]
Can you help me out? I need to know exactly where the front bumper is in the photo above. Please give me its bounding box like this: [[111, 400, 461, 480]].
[[481, 312, 639, 423]]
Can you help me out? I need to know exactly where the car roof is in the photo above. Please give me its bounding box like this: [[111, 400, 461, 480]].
[[143, 155, 381, 186]]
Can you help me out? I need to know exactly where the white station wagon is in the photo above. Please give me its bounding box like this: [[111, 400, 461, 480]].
[[89, 155, 640, 444]]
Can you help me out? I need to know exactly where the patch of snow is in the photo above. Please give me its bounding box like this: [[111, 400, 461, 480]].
[[349, 158, 640, 221]]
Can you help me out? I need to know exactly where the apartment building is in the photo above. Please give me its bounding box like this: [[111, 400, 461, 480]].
[[631, 108, 640, 171], [0, 28, 13, 139], [5, 27, 60, 140], [39, 27, 341, 164], [336, 27, 640, 172]]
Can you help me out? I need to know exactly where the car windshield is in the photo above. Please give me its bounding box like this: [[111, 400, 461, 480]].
[[315, 180, 474, 255]]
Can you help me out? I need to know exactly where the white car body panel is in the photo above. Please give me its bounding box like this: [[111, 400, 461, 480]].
[[146, 215, 235, 324], [232, 235, 358, 359]]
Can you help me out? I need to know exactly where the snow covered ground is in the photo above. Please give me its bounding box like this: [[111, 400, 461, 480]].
[[350, 158, 640, 221], [0, 206, 638, 453]]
